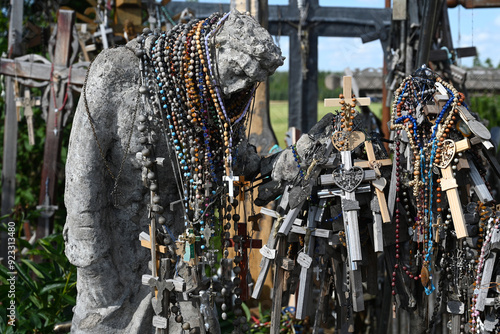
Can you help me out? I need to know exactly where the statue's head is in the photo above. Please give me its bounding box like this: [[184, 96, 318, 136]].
[[211, 10, 285, 95]]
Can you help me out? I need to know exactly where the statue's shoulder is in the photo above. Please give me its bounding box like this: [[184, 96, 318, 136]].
[[87, 42, 141, 88]]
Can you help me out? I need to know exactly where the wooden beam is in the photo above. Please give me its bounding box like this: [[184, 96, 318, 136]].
[[0, 57, 88, 86], [1, 0, 23, 266]]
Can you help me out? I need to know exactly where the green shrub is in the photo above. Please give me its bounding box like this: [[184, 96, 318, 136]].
[[0, 220, 76, 334]]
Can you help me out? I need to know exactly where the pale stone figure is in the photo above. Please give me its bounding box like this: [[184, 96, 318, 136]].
[[64, 11, 282, 333]]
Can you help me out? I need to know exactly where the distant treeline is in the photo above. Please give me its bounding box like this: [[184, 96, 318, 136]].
[[269, 71, 342, 101]]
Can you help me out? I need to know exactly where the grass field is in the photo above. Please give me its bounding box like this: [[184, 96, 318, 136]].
[[269, 101, 382, 148]]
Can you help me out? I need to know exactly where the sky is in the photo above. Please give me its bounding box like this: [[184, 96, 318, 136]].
[[173, 0, 500, 71]]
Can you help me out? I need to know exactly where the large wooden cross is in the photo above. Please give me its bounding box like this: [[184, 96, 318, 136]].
[[0, 10, 87, 240]]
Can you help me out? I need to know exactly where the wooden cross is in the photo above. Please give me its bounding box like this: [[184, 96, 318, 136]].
[[141, 231, 186, 333], [16, 88, 41, 145], [354, 140, 392, 223], [252, 186, 293, 299], [1, 10, 87, 241], [0, 0, 23, 267], [439, 138, 470, 239], [324, 76, 371, 109], [294, 206, 332, 320], [230, 222, 262, 301]]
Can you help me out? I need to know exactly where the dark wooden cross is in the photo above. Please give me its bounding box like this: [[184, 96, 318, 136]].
[[231, 221, 262, 301], [1, 0, 23, 266], [1, 10, 88, 240]]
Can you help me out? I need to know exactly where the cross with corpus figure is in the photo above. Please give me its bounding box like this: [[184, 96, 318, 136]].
[[229, 221, 262, 301], [0, 10, 88, 241]]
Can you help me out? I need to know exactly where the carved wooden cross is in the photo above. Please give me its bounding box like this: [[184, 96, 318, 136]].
[[439, 138, 470, 239], [16, 88, 41, 145], [230, 222, 262, 301]]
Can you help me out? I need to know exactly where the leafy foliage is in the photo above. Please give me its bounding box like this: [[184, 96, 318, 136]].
[[0, 220, 77, 334], [469, 94, 500, 129], [269, 71, 341, 101]]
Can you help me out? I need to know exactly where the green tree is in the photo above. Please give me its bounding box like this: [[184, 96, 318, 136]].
[[473, 55, 482, 67], [485, 57, 493, 68]]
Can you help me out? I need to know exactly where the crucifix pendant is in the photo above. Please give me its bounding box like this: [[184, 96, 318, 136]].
[[223, 168, 239, 203]]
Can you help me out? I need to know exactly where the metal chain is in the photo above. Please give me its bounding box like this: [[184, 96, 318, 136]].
[[83, 46, 140, 206]]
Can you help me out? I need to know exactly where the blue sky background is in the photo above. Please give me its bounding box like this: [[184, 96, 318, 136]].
[[173, 0, 500, 71]]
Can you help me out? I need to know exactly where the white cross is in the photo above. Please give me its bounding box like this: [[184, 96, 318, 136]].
[[223, 169, 239, 202], [313, 266, 322, 281]]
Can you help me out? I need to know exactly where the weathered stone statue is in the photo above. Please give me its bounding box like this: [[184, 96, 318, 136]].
[[64, 11, 282, 334]]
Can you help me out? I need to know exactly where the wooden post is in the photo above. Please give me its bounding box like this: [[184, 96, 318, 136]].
[[37, 10, 76, 239], [231, 0, 278, 304], [1, 0, 23, 266], [270, 236, 287, 334]]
